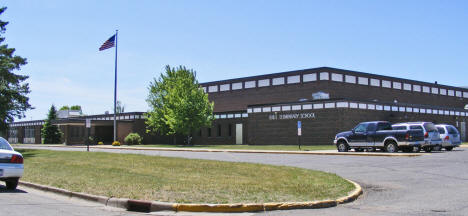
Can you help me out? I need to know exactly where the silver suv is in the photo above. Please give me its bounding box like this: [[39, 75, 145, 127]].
[[435, 124, 461, 151], [392, 122, 442, 152]]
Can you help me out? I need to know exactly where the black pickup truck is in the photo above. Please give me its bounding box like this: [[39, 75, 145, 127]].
[[333, 121, 424, 153]]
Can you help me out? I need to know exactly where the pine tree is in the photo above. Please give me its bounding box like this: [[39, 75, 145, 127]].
[[41, 105, 63, 144], [0, 7, 32, 132]]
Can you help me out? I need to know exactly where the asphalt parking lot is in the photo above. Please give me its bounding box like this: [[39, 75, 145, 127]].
[[14, 146, 468, 216]]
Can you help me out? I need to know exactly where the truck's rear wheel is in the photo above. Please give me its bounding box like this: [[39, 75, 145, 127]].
[[337, 141, 349, 152], [385, 141, 398, 153]]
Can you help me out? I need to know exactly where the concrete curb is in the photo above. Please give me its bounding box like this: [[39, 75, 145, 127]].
[[14, 144, 425, 157], [18, 179, 362, 213]]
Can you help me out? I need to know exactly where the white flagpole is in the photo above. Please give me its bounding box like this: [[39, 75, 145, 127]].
[[113, 30, 118, 142]]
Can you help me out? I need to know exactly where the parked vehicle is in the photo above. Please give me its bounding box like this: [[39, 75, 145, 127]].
[[0, 137, 24, 190], [334, 121, 424, 153], [435, 124, 461, 151], [392, 122, 442, 152]]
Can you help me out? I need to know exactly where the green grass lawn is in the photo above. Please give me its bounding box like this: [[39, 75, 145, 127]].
[[125, 144, 336, 151], [18, 149, 353, 204]]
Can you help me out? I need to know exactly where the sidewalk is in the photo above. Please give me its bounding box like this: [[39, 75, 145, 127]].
[[13, 144, 428, 157]]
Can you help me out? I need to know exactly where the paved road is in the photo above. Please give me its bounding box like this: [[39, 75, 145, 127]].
[[0, 184, 143, 216], [14, 146, 468, 216]]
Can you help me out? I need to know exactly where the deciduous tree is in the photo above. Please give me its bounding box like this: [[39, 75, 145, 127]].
[[145, 65, 213, 145]]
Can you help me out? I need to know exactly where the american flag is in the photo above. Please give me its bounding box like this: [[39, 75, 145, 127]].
[[99, 34, 116, 51]]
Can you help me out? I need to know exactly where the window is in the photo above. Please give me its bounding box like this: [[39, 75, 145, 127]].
[[422, 86, 430, 93], [325, 103, 335, 108], [272, 106, 281, 111], [331, 73, 343, 82], [302, 104, 312, 110], [413, 85, 421, 92], [403, 83, 412, 91], [218, 124, 222, 137], [313, 103, 324, 109], [303, 73, 316, 82], [258, 79, 270, 87], [244, 81, 256, 88], [319, 72, 329, 80], [393, 82, 402, 89], [272, 77, 285, 85], [208, 85, 218, 92], [282, 105, 291, 111], [448, 90, 454, 96], [220, 84, 230, 91], [345, 75, 356, 83], [431, 87, 438, 94], [287, 75, 300, 84], [392, 126, 407, 130], [228, 124, 232, 137], [232, 82, 242, 90], [292, 105, 301, 110], [437, 126, 445, 134], [377, 123, 392, 131], [370, 78, 380, 87], [410, 125, 423, 130], [358, 77, 368, 85], [382, 80, 391, 88], [336, 102, 348, 108], [253, 108, 262, 113], [263, 107, 271, 112], [353, 123, 367, 133], [456, 91, 462, 97], [440, 89, 447, 95]]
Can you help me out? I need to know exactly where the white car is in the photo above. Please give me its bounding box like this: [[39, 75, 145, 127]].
[[0, 137, 23, 190], [435, 124, 462, 151], [392, 122, 442, 152]]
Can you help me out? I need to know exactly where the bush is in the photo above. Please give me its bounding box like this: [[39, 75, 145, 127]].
[[97, 141, 104, 145], [112, 141, 120, 146], [124, 133, 143, 145]]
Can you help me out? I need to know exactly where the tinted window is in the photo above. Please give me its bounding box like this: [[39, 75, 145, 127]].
[[367, 123, 376, 132], [423, 123, 437, 132], [377, 123, 392, 131], [447, 126, 459, 134], [392, 126, 407, 130], [437, 127, 446, 134], [354, 123, 367, 133], [0, 137, 12, 150], [410, 125, 423, 130]]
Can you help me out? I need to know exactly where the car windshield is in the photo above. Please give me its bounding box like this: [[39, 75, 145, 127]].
[[447, 126, 459, 134], [0, 137, 13, 150], [437, 127, 446, 134], [423, 123, 437, 132]]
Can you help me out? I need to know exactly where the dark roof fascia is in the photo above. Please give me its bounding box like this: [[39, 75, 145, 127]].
[[200, 66, 467, 92]]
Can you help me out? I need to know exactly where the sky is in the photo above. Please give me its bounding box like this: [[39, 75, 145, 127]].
[[2, 0, 468, 121]]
